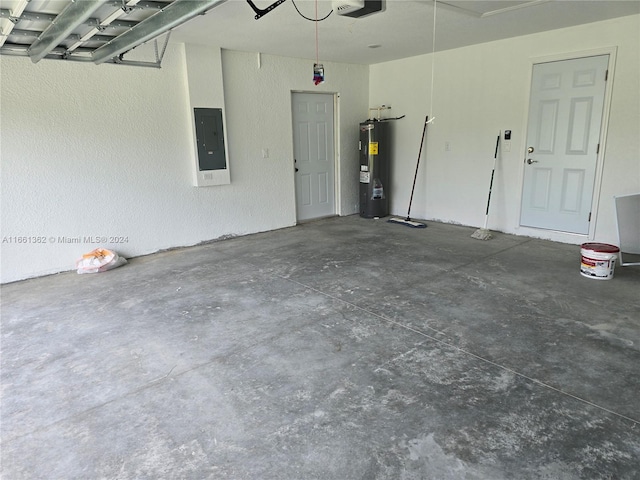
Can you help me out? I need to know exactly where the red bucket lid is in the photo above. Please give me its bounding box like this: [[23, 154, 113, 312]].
[[581, 242, 620, 253]]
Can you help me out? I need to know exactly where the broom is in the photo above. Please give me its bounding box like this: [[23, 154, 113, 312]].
[[388, 115, 430, 228], [471, 133, 501, 240]]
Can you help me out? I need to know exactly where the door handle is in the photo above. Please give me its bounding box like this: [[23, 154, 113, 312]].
[[527, 158, 538, 165], [295, 168, 299, 172]]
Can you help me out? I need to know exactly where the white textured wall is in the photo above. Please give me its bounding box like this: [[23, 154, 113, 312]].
[[0, 46, 368, 283], [220, 51, 369, 217], [370, 15, 640, 245], [6, 16, 634, 283], [184, 44, 231, 186]]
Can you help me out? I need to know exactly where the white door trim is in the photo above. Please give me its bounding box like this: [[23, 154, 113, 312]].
[[334, 93, 342, 216], [291, 90, 340, 222], [516, 46, 618, 243]]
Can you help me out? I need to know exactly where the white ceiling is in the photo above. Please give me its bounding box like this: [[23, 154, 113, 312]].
[[170, 0, 640, 65]]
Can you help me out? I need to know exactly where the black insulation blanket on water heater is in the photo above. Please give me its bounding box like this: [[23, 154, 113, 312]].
[[359, 120, 390, 218]]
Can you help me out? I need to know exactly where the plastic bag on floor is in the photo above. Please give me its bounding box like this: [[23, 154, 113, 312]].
[[76, 248, 127, 274]]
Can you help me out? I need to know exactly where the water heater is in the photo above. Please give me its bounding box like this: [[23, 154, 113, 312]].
[[359, 120, 390, 218]]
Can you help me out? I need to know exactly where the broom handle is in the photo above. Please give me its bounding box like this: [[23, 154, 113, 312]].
[[483, 134, 501, 217], [406, 116, 429, 220]]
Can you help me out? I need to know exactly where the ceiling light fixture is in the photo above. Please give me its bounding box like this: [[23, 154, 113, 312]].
[[91, 0, 228, 65]]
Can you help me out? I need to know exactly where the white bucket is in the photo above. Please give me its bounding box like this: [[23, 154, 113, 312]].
[[580, 243, 619, 280]]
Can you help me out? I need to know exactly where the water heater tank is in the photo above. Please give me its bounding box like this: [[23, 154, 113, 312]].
[[359, 120, 390, 218]]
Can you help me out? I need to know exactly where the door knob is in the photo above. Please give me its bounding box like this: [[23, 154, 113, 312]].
[[527, 146, 535, 153], [527, 158, 538, 164], [295, 168, 299, 172]]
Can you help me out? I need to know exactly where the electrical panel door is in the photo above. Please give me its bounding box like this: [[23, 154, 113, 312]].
[[194, 108, 227, 171]]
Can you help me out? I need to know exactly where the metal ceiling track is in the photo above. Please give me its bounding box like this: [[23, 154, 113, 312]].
[[91, 0, 228, 64], [0, 9, 139, 31], [28, 0, 109, 63], [0, 0, 29, 48], [0, 0, 228, 67]]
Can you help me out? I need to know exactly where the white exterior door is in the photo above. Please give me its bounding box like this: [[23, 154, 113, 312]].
[[292, 92, 335, 221], [520, 55, 609, 234]]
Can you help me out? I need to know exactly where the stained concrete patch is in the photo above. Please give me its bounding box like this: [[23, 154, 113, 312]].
[[400, 433, 491, 480], [2, 216, 639, 479]]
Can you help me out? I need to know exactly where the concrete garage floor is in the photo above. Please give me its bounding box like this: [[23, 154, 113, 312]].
[[1, 216, 639, 479]]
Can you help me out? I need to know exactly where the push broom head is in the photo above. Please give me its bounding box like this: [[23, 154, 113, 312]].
[[388, 217, 427, 228]]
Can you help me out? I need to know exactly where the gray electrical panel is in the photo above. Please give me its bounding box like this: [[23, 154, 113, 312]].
[[194, 108, 226, 171]]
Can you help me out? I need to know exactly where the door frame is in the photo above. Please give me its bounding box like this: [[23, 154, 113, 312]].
[[290, 90, 341, 223], [516, 46, 618, 242]]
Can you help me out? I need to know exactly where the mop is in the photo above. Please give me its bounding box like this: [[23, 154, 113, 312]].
[[471, 134, 501, 240], [388, 2, 438, 229], [388, 116, 430, 228]]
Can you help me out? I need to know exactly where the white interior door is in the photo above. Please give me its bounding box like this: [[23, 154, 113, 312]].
[[292, 92, 335, 222], [520, 55, 609, 234]]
